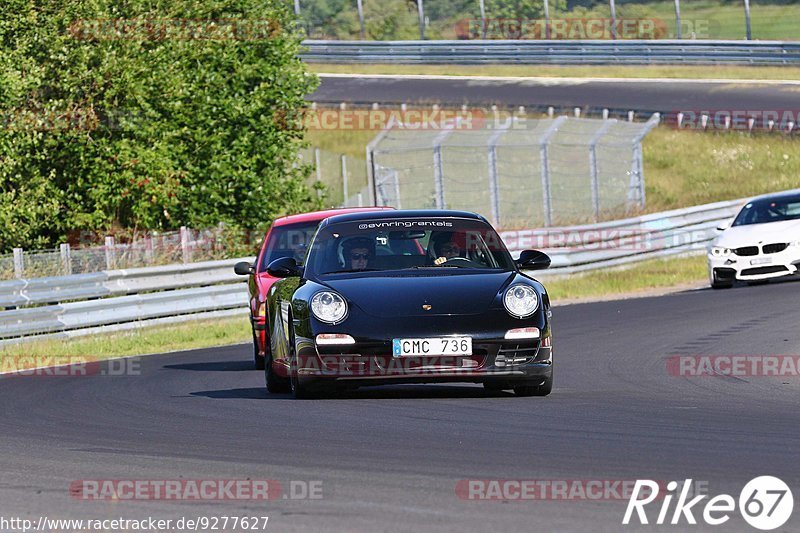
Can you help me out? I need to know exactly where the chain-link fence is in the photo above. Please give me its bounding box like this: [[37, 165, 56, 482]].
[[368, 114, 659, 229], [295, 0, 798, 41], [0, 226, 257, 281], [299, 147, 371, 208]]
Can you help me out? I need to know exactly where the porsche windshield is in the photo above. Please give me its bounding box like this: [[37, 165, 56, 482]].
[[732, 194, 800, 226], [305, 218, 515, 275]]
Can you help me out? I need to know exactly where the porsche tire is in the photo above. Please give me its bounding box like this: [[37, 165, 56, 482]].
[[265, 356, 290, 394], [513, 375, 552, 397]]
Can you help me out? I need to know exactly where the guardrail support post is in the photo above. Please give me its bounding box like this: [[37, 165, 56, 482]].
[[366, 116, 396, 207], [180, 227, 190, 264], [417, 0, 425, 40], [60, 243, 72, 276], [543, 0, 551, 39], [356, 0, 365, 39], [104, 236, 116, 270], [432, 128, 453, 210], [627, 113, 660, 210], [341, 154, 349, 207], [609, 0, 617, 39], [478, 0, 487, 38], [589, 119, 617, 221], [13, 248, 24, 279], [539, 116, 567, 227], [314, 147, 322, 198], [487, 123, 511, 227], [743, 0, 752, 40]]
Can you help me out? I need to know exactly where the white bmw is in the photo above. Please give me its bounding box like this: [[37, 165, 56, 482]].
[[708, 190, 800, 288]]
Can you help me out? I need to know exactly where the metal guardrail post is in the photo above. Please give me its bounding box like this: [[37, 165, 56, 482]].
[[356, 0, 365, 39], [432, 128, 453, 210], [366, 116, 396, 207], [392, 170, 402, 210], [628, 113, 661, 209], [12, 248, 24, 279], [478, 0, 487, 38], [417, 0, 425, 40], [609, 0, 617, 39], [588, 119, 617, 221], [539, 116, 567, 227], [341, 154, 349, 207], [180, 227, 190, 264], [543, 0, 551, 39], [487, 123, 511, 227], [314, 148, 322, 199], [744, 0, 752, 40], [60, 243, 72, 276], [104, 236, 116, 270]]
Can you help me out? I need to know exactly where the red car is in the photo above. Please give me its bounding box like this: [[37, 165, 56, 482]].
[[235, 207, 394, 369]]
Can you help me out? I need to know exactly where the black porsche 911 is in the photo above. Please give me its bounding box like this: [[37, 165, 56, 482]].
[[264, 210, 553, 399]]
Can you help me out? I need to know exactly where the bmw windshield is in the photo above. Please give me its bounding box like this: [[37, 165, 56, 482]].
[[304, 218, 516, 276], [732, 194, 800, 226]]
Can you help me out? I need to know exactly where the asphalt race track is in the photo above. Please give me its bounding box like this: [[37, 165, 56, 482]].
[[310, 74, 800, 115], [2, 279, 800, 532]]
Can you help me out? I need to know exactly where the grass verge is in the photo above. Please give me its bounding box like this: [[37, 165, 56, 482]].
[[309, 63, 800, 81], [0, 316, 251, 366], [541, 254, 707, 302]]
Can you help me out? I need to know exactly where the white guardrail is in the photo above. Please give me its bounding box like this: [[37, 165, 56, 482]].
[[0, 197, 747, 343], [301, 40, 800, 66]]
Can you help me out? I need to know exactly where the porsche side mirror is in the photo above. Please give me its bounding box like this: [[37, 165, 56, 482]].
[[516, 250, 551, 270], [234, 261, 254, 276], [716, 221, 730, 231], [267, 256, 302, 278]]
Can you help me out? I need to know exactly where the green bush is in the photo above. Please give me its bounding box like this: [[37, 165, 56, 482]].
[[0, 0, 320, 252]]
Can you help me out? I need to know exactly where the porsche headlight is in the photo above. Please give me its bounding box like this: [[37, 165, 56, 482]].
[[710, 246, 731, 257], [310, 291, 348, 324], [503, 284, 539, 318]]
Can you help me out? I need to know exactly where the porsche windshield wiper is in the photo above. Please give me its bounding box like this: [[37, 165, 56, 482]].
[[322, 269, 381, 274], [409, 264, 468, 269]]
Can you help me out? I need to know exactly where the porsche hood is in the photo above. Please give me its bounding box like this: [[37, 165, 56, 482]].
[[322, 271, 515, 317]]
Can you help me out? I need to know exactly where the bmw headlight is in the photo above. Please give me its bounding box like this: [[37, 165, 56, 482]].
[[503, 284, 539, 318], [310, 291, 348, 324], [711, 246, 731, 257]]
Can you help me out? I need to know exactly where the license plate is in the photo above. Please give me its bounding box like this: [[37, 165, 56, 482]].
[[393, 337, 472, 357], [751, 257, 773, 265]]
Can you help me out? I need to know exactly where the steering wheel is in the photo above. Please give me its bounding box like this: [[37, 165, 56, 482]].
[[442, 257, 481, 267]]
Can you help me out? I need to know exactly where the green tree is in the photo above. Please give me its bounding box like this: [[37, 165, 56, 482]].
[[0, 0, 320, 251]]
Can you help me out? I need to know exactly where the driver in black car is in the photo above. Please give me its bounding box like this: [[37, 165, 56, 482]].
[[432, 232, 465, 265], [343, 236, 375, 271]]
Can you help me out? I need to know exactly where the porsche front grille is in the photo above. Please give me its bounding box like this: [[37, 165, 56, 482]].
[[497, 344, 539, 364]]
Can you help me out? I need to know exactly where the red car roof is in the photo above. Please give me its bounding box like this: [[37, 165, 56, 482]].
[[272, 206, 394, 226]]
